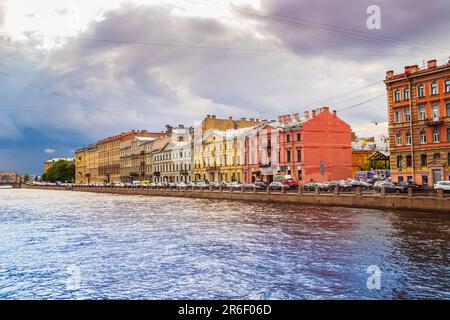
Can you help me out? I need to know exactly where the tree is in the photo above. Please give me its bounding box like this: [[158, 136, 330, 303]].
[[23, 174, 30, 182], [41, 160, 75, 183]]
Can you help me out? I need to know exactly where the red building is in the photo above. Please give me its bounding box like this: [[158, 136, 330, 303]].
[[385, 59, 450, 186], [242, 107, 352, 184]]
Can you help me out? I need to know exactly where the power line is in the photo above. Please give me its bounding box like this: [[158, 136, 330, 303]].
[[338, 94, 386, 113], [181, 0, 450, 55]]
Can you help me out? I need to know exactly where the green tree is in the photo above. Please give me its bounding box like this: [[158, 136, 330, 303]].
[[42, 160, 75, 183]]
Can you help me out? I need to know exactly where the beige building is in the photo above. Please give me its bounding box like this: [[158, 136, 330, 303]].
[[75, 144, 98, 184], [120, 137, 156, 183], [97, 130, 161, 184]]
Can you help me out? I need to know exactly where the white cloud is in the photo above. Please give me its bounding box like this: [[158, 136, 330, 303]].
[[44, 148, 56, 154]]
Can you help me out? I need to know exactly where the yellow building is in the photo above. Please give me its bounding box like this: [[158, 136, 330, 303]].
[[75, 148, 88, 184], [193, 115, 260, 182], [44, 158, 75, 173], [75, 144, 98, 184]]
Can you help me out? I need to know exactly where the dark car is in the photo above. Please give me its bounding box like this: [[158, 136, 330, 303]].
[[254, 180, 268, 189], [374, 182, 397, 193], [395, 181, 425, 193], [269, 181, 290, 190]]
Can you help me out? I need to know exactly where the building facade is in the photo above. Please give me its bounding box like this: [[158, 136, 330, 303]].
[[75, 148, 88, 184], [351, 136, 389, 176], [242, 108, 352, 184], [385, 59, 450, 186], [0, 172, 19, 183], [97, 130, 161, 184], [193, 115, 260, 182], [152, 125, 193, 183], [120, 137, 156, 183]]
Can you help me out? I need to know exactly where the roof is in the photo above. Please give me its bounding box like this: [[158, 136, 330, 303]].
[[44, 158, 75, 163]]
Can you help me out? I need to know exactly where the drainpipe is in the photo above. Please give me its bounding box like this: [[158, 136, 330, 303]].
[[407, 76, 416, 183]]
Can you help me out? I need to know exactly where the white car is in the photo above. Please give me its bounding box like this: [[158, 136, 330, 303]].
[[434, 181, 450, 191]]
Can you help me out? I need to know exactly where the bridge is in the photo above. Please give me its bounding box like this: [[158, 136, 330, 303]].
[[0, 182, 21, 188]]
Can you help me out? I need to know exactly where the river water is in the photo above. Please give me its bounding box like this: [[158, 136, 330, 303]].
[[0, 189, 448, 299]]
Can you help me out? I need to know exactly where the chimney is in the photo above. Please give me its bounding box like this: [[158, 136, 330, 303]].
[[312, 110, 316, 118], [206, 114, 211, 118], [333, 110, 337, 117], [241, 117, 247, 121], [278, 115, 282, 122], [427, 59, 437, 69], [304, 111, 309, 119], [211, 115, 216, 119], [249, 118, 254, 121], [293, 113, 300, 121], [386, 70, 394, 79], [285, 114, 291, 121], [323, 106, 329, 112], [405, 65, 419, 75], [228, 116, 233, 120], [179, 124, 184, 128]]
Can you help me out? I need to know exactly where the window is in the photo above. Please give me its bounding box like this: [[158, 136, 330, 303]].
[[446, 80, 450, 93], [286, 134, 291, 143], [394, 90, 401, 101], [286, 150, 291, 162], [422, 175, 428, 185], [420, 154, 427, 166], [404, 88, 410, 100], [433, 129, 440, 143], [431, 82, 438, 95], [448, 128, 450, 142], [407, 176, 413, 182], [395, 110, 402, 123], [405, 109, 411, 122], [397, 155, 403, 168], [406, 155, 412, 167], [405, 132, 412, 145], [419, 106, 426, 120], [296, 133, 301, 141], [396, 132, 403, 145], [446, 103, 450, 116], [434, 153, 441, 160], [420, 131, 427, 144], [432, 105, 440, 118], [398, 176, 404, 182], [418, 85, 425, 97], [297, 149, 301, 162]]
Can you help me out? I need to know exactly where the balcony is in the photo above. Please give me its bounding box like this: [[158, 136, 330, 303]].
[[426, 117, 443, 126]]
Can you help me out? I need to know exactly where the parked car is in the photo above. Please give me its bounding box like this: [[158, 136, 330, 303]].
[[177, 182, 187, 188], [196, 181, 209, 188], [374, 181, 397, 193], [209, 182, 221, 188], [434, 181, 450, 192], [303, 182, 324, 191], [269, 181, 290, 190], [254, 180, 268, 189], [395, 181, 424, 193], [348, 179, 372, 189], [228, 181, 243, 189]]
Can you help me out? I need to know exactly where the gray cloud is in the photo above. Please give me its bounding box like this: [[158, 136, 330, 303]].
[[257, 0, 450, 58], [1, 1, 447, 172]]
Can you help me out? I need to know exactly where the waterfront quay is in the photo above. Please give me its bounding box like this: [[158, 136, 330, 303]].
[[23, 184, 450, 213]]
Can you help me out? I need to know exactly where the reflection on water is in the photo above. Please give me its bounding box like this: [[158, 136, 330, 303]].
[[0, 189, 449, 299]]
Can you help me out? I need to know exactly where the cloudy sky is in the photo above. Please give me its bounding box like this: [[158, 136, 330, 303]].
[[1, 0, 449, 174]]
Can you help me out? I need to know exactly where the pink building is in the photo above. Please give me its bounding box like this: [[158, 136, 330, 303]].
[[242, 107, 352, 184]]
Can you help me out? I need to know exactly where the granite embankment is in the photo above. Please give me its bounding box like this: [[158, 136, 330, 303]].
[[22, 184, 450, 213]]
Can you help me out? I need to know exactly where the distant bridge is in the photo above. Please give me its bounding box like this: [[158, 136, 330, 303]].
[[0, 182, 21, 188]]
